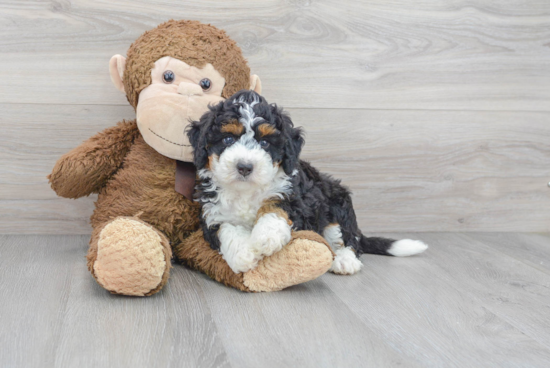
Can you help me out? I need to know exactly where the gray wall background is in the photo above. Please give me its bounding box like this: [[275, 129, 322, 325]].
[[1, 0, 549, 233]]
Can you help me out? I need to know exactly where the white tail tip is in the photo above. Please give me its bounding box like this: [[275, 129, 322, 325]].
[[388, 239, 428, 257]]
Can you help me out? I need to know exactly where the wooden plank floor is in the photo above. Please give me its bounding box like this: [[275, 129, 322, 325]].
[[1, 233, 550, 368]]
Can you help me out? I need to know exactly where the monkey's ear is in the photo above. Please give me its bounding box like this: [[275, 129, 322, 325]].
[[109, 54, 126, 93], [250, 75, 262, 94]]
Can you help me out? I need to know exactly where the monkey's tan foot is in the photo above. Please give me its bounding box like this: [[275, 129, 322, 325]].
[[243, 231, 335, 292], [92, 217, 171, 296]]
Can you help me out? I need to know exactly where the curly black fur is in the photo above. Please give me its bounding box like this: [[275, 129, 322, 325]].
[[187, 90, 396, 255], [278, 160, 395, 255]]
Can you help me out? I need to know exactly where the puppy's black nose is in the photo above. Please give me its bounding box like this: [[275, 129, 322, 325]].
[[237, 162, 253, 177]]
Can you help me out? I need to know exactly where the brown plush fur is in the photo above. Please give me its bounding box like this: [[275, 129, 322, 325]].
[[50, 121, 334, 294], [49, 20, 333, 296], [50, 120, 200, 295], [124, 19, 251, 109], [48, 120, 140, 198], [173, 229, 250, 292], [88, 125, 200, 244]]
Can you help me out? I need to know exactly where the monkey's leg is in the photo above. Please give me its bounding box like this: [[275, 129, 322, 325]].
[[173, 229, 334, 292], [87, 216, 172, 296]]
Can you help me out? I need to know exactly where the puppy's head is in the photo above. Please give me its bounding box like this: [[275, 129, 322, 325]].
[[187, 90, 303, 189]]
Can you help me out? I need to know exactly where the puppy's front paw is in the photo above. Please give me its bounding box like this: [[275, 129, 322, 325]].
[[330, 247, 363, 275], [218, 223, 260, 273], [224, 249, 261, 274], [250, 213, 292, 257]]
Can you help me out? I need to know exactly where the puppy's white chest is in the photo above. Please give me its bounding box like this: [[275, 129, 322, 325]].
[[225, 201, 260, 228], [206, 190, 265, 229], [235, 205, 259, 227]]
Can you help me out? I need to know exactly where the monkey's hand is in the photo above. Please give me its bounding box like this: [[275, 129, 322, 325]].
[[48, 120, 140, 198]]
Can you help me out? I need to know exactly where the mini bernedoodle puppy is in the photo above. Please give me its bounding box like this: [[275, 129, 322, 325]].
[[187, 90, 428, 274]]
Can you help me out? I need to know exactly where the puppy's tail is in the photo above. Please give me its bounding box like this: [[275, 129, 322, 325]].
[[359, 235, 428, 257]]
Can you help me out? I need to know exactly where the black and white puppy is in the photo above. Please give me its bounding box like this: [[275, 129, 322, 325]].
[[187, 90, 428, 274]]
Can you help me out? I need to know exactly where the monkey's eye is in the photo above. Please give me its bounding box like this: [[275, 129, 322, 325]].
[[163, 70, 175, 83], [199, 78, 212, 91], [223, 136, 235, 146], [259, 139, 270, 148]]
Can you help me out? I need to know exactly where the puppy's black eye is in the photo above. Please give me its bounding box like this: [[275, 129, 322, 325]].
[[223, 136, 235, 146], [200, 78, 211, 91], [259, 139, 270, 148], [163, 70, 175, 83]]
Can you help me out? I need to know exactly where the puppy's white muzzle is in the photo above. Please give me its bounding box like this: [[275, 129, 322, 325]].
[[212, 142, 277, 189]]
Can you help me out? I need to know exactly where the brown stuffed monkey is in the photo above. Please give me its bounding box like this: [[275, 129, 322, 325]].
[[48, 20, 333, 296]]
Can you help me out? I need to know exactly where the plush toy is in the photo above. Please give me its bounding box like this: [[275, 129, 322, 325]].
[[48, 20, 334, 296]]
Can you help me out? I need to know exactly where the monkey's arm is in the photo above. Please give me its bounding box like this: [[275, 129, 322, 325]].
[[48, 120, 140, 198]]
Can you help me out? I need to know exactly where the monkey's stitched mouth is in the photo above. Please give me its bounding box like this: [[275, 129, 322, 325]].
[[148, 128, 190, 147]]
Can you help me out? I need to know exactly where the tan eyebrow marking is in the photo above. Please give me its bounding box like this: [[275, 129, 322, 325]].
[[258, 123, 278, 137], [221, 120, 244, 135], [206, 154, 218, 169]]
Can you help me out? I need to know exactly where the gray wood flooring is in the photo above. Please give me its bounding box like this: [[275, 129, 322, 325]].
[[2, 233, 550, 368]]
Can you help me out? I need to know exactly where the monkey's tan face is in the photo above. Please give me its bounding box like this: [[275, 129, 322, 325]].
[[136, 56, 226, 161]]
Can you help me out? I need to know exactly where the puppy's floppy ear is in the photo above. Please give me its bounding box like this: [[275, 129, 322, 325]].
[[278, 111, 304, 175], [186, 112, 213, 170]]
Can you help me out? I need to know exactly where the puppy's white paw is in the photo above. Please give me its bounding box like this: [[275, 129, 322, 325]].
[[218, 223, 260, 273], [330, 247, 363, 275], [250, 213, 292, 257], [224, 249, 261, 274]]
